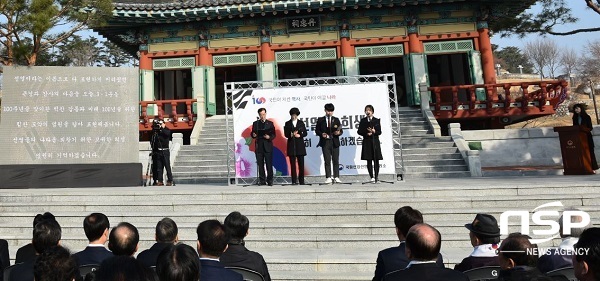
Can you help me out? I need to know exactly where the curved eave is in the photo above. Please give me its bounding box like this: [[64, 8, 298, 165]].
[[111, 0, 472, 23]]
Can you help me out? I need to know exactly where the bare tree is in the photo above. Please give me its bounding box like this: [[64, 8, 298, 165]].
[[578, 40, 600, 80], [561, 48, 579, 78], [524, 39, 560, 78]]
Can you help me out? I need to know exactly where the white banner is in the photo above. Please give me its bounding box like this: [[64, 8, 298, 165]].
[[231, 83, 395, 178]]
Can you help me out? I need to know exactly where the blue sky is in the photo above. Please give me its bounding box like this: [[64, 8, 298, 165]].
[[494, 2, 600, 55]]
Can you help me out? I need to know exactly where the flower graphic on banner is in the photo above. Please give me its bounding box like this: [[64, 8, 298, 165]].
[[235, 138, 255, 177]]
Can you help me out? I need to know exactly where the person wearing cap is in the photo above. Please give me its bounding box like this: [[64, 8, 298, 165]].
[[284, 107, 307, 185], [454, 213, 501, 272]]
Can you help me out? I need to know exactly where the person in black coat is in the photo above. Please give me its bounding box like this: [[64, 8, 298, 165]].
[[0, 239, 8, 281], [284, 107, 308, 185], [137, 218, 178, 268], [221, 212, 271, 281], [252, 108, 276, 186], [73, 213, 113, 266], [315, 103, 344, 184], [357, 105, 383, 183], [572, 103, 599, 170], [454, 213, 501, 272]]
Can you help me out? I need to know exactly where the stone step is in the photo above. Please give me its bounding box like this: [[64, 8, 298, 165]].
[[175, 149, 229, 156], [400, 129, 431, 136], [1, 194, 592, 213], [404, 171, 472, 178], [402, 142, 456, 148], [173, 165, 230, 172], [401, 147, 460, 154], [400, 136, 452, 142], [2, 208, 598, 225], [404, 165, 469, 173], [402, 159, 467, 166], [174, 158, 228, 164], [401, 153, 463, 161]]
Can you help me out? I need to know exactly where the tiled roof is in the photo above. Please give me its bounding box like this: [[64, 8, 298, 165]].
[[113, 0, 262, 10]]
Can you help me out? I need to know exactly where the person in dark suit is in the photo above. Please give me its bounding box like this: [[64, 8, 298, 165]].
[[573, 227, 600, 281], [315, 103, 343, 184], [454, 213, 501, 272], [10, 220, 62, 281], [373, 206, 444, 281], [16, 212, 55, 264], [137, 218, 179, 268], [284, 107, 308, 185], [196, 220, 243, 281], [0, 239, 9, 281], [538, 209, 590, 273], [95, 256, 156, 281], [156, 244, 200, 281], [357, 104, 383, 183], [252, 108, 276, 186], [73, 213, 113, 266], [33, 246, 78, 281], [497, 233, 568, 281], [221, 211, 271, 281], [383, 223, 469, 281], [108, 222, 139, 257], [572, 103, 599, 170]]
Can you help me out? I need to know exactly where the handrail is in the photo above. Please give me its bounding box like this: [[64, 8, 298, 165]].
[[428, 80, 569, 116], [139, 99, 197, 129]]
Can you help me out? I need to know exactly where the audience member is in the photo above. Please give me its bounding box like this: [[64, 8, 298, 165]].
[[33, 245, 78, 281], [497, 233, 566, 281], [454, 213, 501, 272], [10, 219, 62, 281], [1, 239, 9, 281], [16, 212, 56, 264], [221, 211, 271, 281], [572, 227, 600, 281], [196, 220, 243, 281], [138, 218, 178, 268], [108, 222, 139, 257], [73, 213, 113, 266], [383, 223, 468, 281], [372, 206, 444, 281], [94, 256, 157, 281], [156, 243, 200, 281], [538, 209, 590, 273]]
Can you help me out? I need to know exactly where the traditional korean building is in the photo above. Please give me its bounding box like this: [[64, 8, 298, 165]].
[[95, 0, 567, 141]]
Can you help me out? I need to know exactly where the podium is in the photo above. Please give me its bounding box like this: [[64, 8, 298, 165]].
[[553, 126, 595, 175]]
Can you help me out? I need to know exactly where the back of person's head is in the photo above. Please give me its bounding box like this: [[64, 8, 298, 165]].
[[156, 218, 178, 243], [84, 213, 110, 242], [573, 227, 600, 281], [33, 219, 62, 254], [405, 223, 441, 261], [465, 213, 501, 245], [224, 211, 249, 241], [33, 212, 56, 228], [499, 233, 538, 268], [394, 206, 423, 239], [34, 245, 77, 281], [559, 208, 590, 238], [196, 220, 228, 258], [108, 222, 139, 256], [156, 244, 200, 281], [95, 256, 155, 281]]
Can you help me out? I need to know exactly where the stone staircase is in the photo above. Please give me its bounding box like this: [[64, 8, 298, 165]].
[[396, 107, 471, 179], [174, 107, 470, 183], [173, 116, 230, 184], [1, 177, 599, 281]]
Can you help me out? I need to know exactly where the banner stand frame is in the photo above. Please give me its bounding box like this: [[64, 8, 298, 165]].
[[225, 74, 405, 186]]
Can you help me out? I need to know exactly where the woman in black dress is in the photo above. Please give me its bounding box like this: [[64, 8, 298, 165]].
[[284, 107, 307, 185], [572, 103, 599, 170], [357, 104, 383, 182]]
